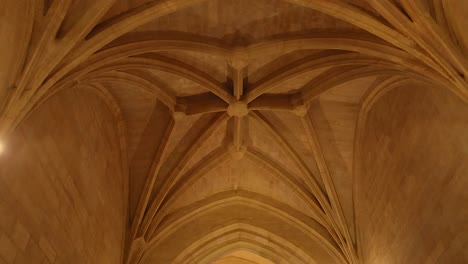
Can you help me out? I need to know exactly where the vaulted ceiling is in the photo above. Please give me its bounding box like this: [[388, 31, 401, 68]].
[[0, 0, 467, 264]]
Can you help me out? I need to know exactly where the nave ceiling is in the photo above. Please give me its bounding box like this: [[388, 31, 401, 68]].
[[0, 0, 467, 263]]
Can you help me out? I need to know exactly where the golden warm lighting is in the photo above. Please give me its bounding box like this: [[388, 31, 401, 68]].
[[0, 0, 467, 263]]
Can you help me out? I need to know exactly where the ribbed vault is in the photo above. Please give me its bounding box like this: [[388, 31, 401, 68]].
[[0, 0, 467, 263]]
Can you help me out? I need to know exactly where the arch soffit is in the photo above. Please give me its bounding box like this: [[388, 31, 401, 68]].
[[170, 223, 318, 264], [145, 190, 345, 264]]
